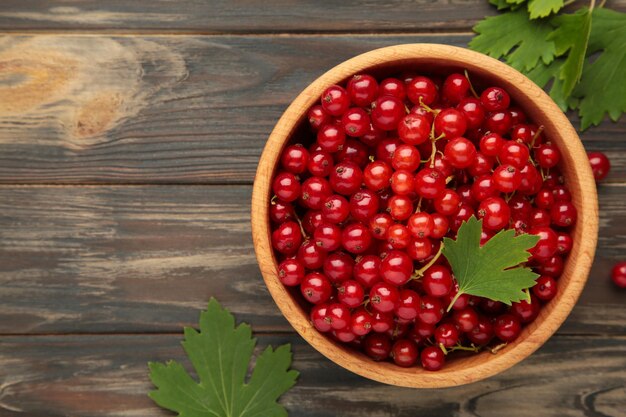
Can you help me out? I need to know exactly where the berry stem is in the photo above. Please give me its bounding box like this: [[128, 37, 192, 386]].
[[447, 343, 481, 354], [488, 342, 508, 354], [464, 69, 479, 99], [414, 196, 423, 213], [419, 97, 440, 114], [530, 125, 544, 149], [293, 211, 309, 240], [412, 241, 445, 279], [446, 290, 463, 313]]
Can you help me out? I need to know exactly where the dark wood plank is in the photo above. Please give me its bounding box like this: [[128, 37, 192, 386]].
[[0, 333, 624, 416], [0, 1, 494, 33], [0, 184, 624, 335], [0, 34, 624, 184]]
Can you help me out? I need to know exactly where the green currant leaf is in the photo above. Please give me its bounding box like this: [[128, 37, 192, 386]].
[[469, 9, 556, 72], [573, 8, 626, 130], [442, 217, 540, 310], [528, 0, 564, 19], [547, 8, 592, 98], [149, 298, 298, 417], [526, 58, 575, 111], [489, 0, 525, 10], [506, 0, 526, 4]]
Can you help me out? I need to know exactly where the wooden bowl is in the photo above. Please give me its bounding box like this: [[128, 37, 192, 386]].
[[251, 44, 598, 388]]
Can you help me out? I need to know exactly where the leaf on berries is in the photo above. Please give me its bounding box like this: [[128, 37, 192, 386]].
[[572, 8, 626, 130], [149, 298, 298, 417], [470, 9, 556, 71], [442, 217, 540, 309], [547, 8, 592, 97], [528, 0, 564, 19]]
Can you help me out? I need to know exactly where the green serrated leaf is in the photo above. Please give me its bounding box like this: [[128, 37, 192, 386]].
[[149, 298, 298, 417], [547, 8, 592, 97], [528, 0, 564, 19], [469, 9, 556, 72], [442, 217, 540, 310], [490, 0, 525, 10], [526, 58, 575, 111], [573, 8, 626, 130], [506, 0, 526, 4]]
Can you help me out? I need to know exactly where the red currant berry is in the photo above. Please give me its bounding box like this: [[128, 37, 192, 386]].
[[379, 77, 406, 99], [468, 152, 495, 177], [435, 108, 468, 139], [360, 124, 386, 147], [407, 237, 433, 261], [444, 137, 476, 169], [300, 272, 333, 304], [532, 275, 558, 301], [363, 161, 392, 191], [313, 222, 342, 251], [272, 172, 301, 202], [471, 174, 497, 202], [270, 200, 294, 223], [271, 221, 302, 255], [370, 282, 400, 313], [550, 201, 577, 227], [493, 164, 522, 193], [481, 86, 510, 111], [467, 316, 494, 345], [371, 95, 406, 131], [391, 169, 416, 196], [321, 85, 350, 116], [297, 240, 327, 269], [302, 210, 323, 235], [317, 124, 346, 152], [511, 295, 540, 323], [431, 213, 450, 238], [342, 222, 372, 254], [435, 323, 460, 348], [449, 203, 475, 233], [457, 97, 486, 130], [422, 265, 453, 297], [323, 251, 354, 283], [392, 144, 421, 172], [452, 307, 479, 332], [485, 111, 512, 135], [308, 105, 330, 130], [353, 255, 382, 288], [418, 296, 444, 325], [407, 76, 438, 105], [308, 150, 334, 177], [281, 144, 309, 174], [341, 108, 370, 137], [398, 114, 431, 145], [611, 262, 626, 288], [351, 308, 373, 336], [414, 168, 446, 199], [442, 73, 470, 104], [311, 304, 332, 332], [380, 250, 414, 286], [494, 314, 521, 342], [322, 194, 350, 224], [350, 188, 380, 222], [277, 259, 305, 286], [391, 339, 419, 367], [535, 143, 561, 168], [499, 141, 530, 168], [556, 232, 573, 254], [433, 189, 461, 216], [369, 213, 393, 240], [478, 196, 511, 231], [387, 195, 414, 221], [529, 226, 558, 259], [375, 137, 402, 165], [535, 189, 555, 210], [479, 132, 504, 156], [300, 177, 332, 210], [364, 333, 392, 361], [395, 289, 421, 321], [387, 224, 411, 249], [330, 161, 363, 195], [587, 151, 611, 181], [421, 346, 445, 371], [347, 74, 378, 107]]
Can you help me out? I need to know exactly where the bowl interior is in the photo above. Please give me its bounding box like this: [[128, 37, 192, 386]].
[[252, 44, 598, 388]]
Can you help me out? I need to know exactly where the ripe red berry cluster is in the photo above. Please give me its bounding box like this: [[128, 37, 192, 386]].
[[270, 71, 576, 371]]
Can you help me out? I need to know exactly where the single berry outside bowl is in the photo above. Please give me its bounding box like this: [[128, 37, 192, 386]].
[[251, 44, 598, 388]]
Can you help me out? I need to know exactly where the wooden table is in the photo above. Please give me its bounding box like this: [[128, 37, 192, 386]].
[[0, 2, 625, 416]]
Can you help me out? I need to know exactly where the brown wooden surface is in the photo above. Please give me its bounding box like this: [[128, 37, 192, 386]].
[[0, 0, 625, 415], [0, 34, 624, 185]]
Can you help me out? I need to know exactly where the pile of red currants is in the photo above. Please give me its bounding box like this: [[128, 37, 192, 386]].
[[270, 70, 605, 371]]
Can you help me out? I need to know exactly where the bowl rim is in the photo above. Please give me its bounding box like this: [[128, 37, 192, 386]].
[[251, 43, 598, 388]]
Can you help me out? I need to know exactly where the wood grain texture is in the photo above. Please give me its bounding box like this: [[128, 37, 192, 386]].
[[0, 34, 624, 184], [0, 183, 623, 336], [252, 44, 599, 388], [0, 333, 624, 416], [0, 0, 496, 33]]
